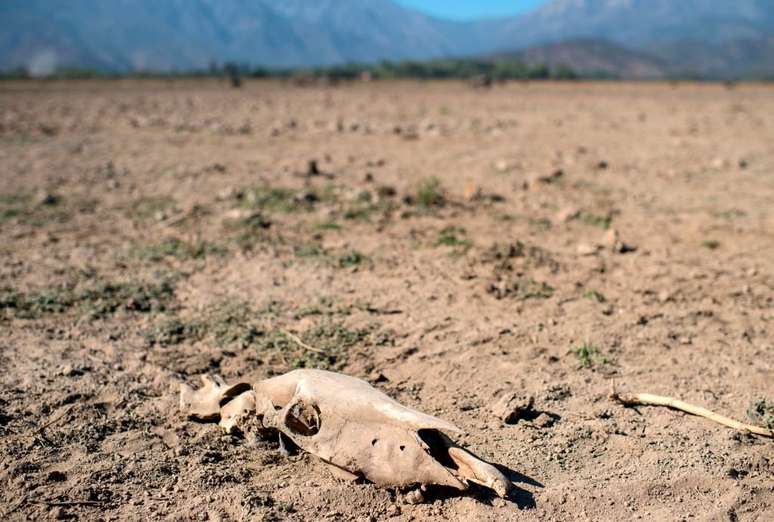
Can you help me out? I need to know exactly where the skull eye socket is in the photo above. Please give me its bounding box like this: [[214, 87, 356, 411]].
[[285, 401, 321, 436], [218, 382, 252, 407]]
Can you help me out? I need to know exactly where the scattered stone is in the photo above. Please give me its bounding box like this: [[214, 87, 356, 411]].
[[490, 393, 535, 424], [712, 157, 730, 169], [456, 400, 477, 411], [596, 160, 609, 170], [594, 408, 613, 419], [59, 364, 86, 377], [404, 488, 425, 505], [36, 191, 60, 207], [577, 243, 599, 256], [738, 159, 748, 170], [223, 209, 271, 228], [533, 413, 555, 428], [605, 228, 620, 248], [368, 372, 389, 384], [50, 507, 67, 520], [386, 504, 401, 517], [605, 229, 636, 254], [557, 206, 580, 223], [223, 208, 251, 220], [494, 159, 511, 173], [544, 384, 571, 402], [217, 187, 242, 201], [199, 449, 224, 464], [463, 181, 482, 201], [530, 169, 564, 187]]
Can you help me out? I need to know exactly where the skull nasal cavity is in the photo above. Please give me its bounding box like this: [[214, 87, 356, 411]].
[[286, 401, 321, 436], [417, 429, 457, 469]]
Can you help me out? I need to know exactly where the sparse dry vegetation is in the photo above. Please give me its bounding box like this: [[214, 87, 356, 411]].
[[1, 79, 772, 521]]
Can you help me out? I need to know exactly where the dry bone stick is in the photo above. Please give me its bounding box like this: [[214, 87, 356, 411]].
[[609, 388, 773, 439]]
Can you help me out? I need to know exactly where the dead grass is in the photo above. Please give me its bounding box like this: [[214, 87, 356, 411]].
[[135, 237, 226, 261], [1, 275, 177, 321]]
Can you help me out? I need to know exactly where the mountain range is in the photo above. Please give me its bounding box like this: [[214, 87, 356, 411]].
[[2, 0, 774, 79]]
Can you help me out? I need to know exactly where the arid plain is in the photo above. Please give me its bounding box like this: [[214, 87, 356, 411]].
[[1, 79, 772, 520]]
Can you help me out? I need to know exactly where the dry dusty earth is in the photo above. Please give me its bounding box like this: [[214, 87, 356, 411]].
[[1, 79, 773, 521]]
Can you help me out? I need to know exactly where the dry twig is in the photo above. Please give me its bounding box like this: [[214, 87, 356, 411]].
[[609, 386, 773, 439], [280, 329, 325, 354]]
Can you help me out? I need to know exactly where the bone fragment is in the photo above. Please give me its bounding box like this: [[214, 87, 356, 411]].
[[610, 389, 774, 439], [179, 374, 251, 421]]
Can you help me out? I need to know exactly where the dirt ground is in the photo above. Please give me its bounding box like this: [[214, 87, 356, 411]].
[[1, 78, 773, 521]]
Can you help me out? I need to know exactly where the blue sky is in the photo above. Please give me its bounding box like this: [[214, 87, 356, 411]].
[[396, 0, 547, 21]]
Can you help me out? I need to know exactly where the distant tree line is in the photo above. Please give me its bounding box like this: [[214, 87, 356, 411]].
[[279, 59, 579, 81], [231, 59, 580, 81], [0, 58, 581, 82], [4, 58, 773, 82]]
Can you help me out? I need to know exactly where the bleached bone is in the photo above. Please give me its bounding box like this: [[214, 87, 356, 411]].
[[179, 374, 251, 421], [181, 370, 513, 497], [219, 390, 257, 433]]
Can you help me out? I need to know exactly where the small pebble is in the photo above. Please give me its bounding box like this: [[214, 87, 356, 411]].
[[490, 393, 535, 424], [577, 243, 598, 256], [533, 413, 555, 428], [494, 159, 511, 173]]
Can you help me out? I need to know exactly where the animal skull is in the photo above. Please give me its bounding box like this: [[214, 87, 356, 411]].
[[180, 369, 512, 498]]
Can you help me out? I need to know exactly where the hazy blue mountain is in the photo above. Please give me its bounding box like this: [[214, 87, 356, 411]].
[[478, 0, 774, 78], [0, 0, 481, 72], [481, 0, 774, 49], [492, 39, 670, 80], [1, 0, 774, 78]]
